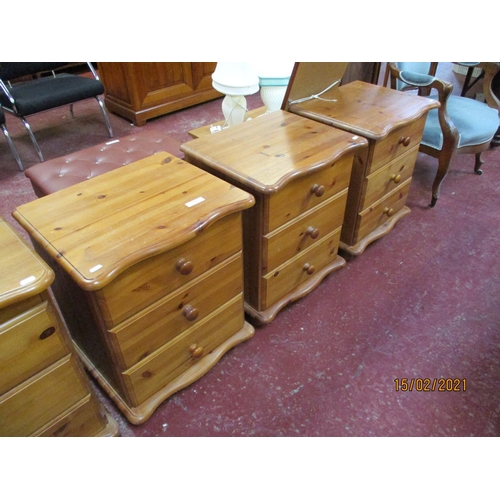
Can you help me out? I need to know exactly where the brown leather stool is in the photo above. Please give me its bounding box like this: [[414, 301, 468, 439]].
[[25, 131, 184, 197]]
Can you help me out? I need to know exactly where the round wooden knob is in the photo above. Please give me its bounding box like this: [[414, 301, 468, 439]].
[[303, 263, 315, 275], [310, 184, 325, 197], [390, 174, 402, 184], [399, 136, 411, 147], [306, 226, 320, 239], [39, 326, 56, 340], [176, 258, 193, 275], [183, 305, 199, 321], [383, 207, 394, 217], [189, 344, 204, 359]]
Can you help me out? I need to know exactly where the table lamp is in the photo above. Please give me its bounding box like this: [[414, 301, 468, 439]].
[[255, 62, 294, 113], [211, 62, 260, 127]]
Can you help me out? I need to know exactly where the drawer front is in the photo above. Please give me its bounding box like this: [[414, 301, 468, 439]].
[[96, 213, 242, 327], [123, 294, 245, 406], [262, 228, 341, 309], [367, 115, 426, 174], [267, 154, 353, 232], [0, 295, 42, 324], [356, 177, 412, 242], [0, 356, 88, 437], [263, 188, 348, 272], [38, 396, 108, 437], [362, 147, 419, 210], [109, 253, 243, 369], [0, 301, 68, 395]]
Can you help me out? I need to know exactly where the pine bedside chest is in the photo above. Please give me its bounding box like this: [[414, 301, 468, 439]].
[[0, 216, 119, 436], [288, 80, 439, 256], [182, 110, 368, 324], [13, 153, 255, 424]]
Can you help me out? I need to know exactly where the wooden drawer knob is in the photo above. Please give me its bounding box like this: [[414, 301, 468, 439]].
[[176, 258, 194, 275], [183, 305, 199, 321], [383, 207, 394, 217], [306, 226, 320, 239], [310, 184, 325, 197], [399, 136, 411, 147], [189, 344, 204, 359], [390, 174, 402, 184], [303, 263, 315, 275], [39, 326, 56, 340]]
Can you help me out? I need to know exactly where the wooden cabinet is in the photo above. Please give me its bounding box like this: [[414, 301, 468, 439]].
[[289, 81, 439, 256], [13, 153, 255, 424], [0, 217, 119, 437], [182, 110, 368, 324], [98, 62, 222, 126]]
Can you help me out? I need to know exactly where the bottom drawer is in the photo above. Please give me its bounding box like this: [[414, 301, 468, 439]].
[[37, 396, 108, 437], [356, 177, 412, 242], [262, 228, 341, 310], [123, 294, 245, 406], [0, 356, 88, 437]]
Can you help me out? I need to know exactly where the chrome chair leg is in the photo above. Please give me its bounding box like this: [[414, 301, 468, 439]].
[[20, 116, 44, 162], [1, 123, 24, 171], [95, 97, 113, 138]]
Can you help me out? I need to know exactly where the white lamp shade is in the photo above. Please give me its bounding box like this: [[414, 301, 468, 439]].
[[254, 61, 294, 80], [212, 62, 260, 96]]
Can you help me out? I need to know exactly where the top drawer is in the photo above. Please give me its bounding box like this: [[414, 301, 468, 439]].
[[266, 154, 353, 232], [95, 213, 242, 327], [0, 300, 68, 395], [367, 115, 426, 175]]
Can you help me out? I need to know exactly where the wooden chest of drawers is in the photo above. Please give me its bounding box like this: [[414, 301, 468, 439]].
[[13, 153, 255, 424], [289, 81, 439, 256], [98, 62, 222, 126], [182, 110, 368, 323], [0, 217, 118, 437]]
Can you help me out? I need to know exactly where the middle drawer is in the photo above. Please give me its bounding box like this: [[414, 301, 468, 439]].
[[361, 146, 419, 210], [263, 188, 348, 272], [0, 300, 68, 396], [109, 253, 243, 370]]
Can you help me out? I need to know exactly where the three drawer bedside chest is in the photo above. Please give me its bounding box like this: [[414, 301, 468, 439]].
[[13, 152, 255, 424], [182, 110, 368, 324], [0, 217, 119, 436], [288, 80, 440, 256]]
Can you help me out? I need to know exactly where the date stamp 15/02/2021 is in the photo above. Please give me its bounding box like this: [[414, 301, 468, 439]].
[[394, 378, 467, 392]]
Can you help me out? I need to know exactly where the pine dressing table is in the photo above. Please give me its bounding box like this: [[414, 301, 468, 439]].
[[182, 110, 368, 324], [0, 216, 119, 436], [13, 153, 255, 424], [288, 80, 440, 256]]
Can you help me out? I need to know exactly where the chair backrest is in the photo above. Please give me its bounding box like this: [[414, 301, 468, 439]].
[[0, 63, 69, 82], [392, 63, 435, 91]]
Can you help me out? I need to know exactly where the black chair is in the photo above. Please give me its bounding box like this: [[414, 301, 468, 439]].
[[0, 105, 23, 170], [0, 62, 113, 162]]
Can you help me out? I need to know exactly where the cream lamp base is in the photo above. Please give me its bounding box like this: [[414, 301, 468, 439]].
[[260, 85, 288, 113], [221, 95, 248, 127]]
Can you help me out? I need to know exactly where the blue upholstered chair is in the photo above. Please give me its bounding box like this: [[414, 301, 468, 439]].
[[0, 63, 113, 163], [0, 105, 23, 170], [388, 62, 500, 207]]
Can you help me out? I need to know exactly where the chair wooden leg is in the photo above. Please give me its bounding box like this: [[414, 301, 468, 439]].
[[474, 152, 484, 175], [491, 126, 500, 148], [430, 151, 454, 207]]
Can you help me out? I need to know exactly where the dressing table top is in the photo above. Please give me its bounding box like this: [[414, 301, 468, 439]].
[[289, 80, 440, 140]]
